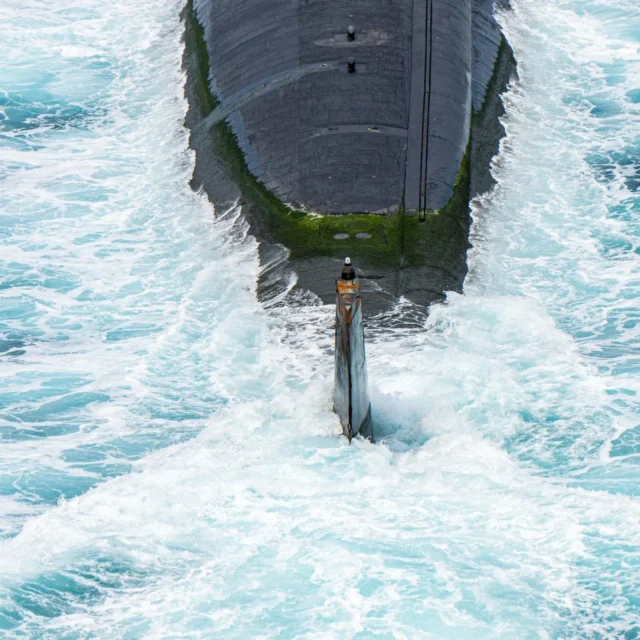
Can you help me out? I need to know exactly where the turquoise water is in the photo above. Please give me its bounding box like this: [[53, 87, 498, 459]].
[[1, 0, 639, 637]]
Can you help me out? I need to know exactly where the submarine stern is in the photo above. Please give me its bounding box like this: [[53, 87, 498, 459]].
[[334, 275, 372, 441]]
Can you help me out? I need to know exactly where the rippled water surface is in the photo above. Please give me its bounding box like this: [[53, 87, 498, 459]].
[[1, 0, 639, 637]]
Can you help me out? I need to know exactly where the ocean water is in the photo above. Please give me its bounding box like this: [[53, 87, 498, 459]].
[[0, 0, 639, 637]]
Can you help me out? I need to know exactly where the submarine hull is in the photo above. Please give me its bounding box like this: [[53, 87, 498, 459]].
[[183, 0, 517, 313], [334, 279, 372, 441]]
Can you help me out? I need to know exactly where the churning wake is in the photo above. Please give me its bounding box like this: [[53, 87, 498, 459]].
[[1, 0, 639, 637]]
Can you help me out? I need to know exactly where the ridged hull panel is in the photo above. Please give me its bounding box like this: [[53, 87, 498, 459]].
[[193, 0, 508, 214]]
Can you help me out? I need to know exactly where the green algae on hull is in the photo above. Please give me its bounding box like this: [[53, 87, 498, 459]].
[[186, 0, 219, 115]]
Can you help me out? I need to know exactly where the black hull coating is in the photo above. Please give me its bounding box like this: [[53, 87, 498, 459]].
[[334, 280, 372, 441], [183, 0, 517, 311], [192, 0, 512, 214]]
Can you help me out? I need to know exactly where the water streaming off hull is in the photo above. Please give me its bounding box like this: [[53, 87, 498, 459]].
[[0, 0, 639, 637]]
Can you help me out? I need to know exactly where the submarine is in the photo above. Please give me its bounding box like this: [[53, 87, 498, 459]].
[[183, 0, 516, 312], [181, 0, 517, 438]]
